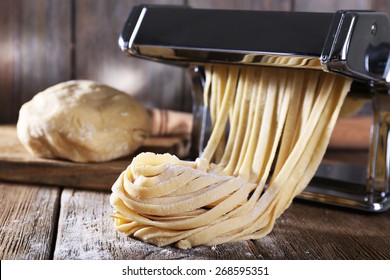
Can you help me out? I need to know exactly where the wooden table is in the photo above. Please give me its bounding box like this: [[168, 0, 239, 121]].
[[0, 126, 389, 260], [1, 180, 389, 260]]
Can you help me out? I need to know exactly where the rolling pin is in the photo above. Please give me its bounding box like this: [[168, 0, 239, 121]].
[[149, 108, 192, 136], [329, 116, 371, 150]]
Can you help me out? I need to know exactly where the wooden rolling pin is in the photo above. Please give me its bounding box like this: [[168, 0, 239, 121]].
[[149, 108, 193, 136], [329, 116, 371, 150], [155, 110, 372, 150]]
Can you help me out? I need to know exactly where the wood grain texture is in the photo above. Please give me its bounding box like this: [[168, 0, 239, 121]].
[[253, 201, 390, 259], [0, 0, 71, 124], [372, 0, 390, 15], [53, 189, 390, 259], [329, 116, 371, 149], [294, 0, 372, 11], [0, 125, 128, 191], [2, 0, 389, 125], [74, 0, 191, 112], [53, 188, 267, 260], [0, 125, 189, 191], [0, 0, 19, 124], [0, 182, 60, 260], [187, 0, 292, 10]]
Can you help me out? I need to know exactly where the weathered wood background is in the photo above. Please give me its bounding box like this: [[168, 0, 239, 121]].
[[1, 0, 389, 124]]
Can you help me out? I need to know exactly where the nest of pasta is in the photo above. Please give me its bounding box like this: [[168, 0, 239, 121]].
[[110, 66, 351, 249]]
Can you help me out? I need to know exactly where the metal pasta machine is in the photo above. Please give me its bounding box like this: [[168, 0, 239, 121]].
[[119, 5, 390, 212]]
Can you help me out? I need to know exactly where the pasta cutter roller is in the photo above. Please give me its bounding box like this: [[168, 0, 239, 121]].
[[119, 5, 390, 212]]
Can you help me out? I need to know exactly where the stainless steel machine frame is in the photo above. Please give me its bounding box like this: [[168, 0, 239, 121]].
[[119, 5, 390, 212]]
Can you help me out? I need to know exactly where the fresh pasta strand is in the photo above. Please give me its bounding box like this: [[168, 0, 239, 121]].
[[110, 65, 352, 249]]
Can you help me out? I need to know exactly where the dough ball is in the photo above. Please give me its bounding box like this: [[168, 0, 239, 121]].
[[17, 80, 151, 162]]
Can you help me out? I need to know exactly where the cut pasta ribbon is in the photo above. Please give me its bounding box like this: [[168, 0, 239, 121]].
[[110, 66, 352, 249]]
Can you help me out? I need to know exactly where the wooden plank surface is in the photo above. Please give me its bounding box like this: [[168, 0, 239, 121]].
[[1, 0, 390, 261], [53, 189, 390, 260], [188, 0, 292, 10], [294, 0, 372, 11], [373, 0, 390, 15], [0, 125, 131, 191], [0, 182, 61, 260], [0, 0, 71, 124], [53, 188, 269, 260], [3, 0, 390, 126], [74, 0, 191, 112], [252, 201, 390, 259], [0, 125, 189, 191]]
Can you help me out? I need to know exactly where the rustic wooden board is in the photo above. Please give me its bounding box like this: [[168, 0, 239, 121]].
[[252, 201, 390, 259], [0, 182, 61, 260], [0, 125, 189, 191], [53, 189, 390, 260], [53, 188, 266, 260]]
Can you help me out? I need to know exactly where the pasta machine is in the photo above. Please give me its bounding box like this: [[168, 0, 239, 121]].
[[119, 5, 390, 212]]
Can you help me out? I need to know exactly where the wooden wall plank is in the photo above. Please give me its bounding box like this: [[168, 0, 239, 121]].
[[19, 0, 72, 107], [74, 0, 192, 112], [0, 183, 61, 260], [2, 0, 387, 125], [187, 0, 292, 10], [0, 0, 72, 124], [0, 0, 21, 124], [294, 0, 372, 11], [372, 0, 390, 15], [0, 0, 19, 123]]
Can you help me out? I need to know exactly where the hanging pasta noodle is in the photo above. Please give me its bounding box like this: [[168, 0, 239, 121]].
[[110, 65, 352, 249]]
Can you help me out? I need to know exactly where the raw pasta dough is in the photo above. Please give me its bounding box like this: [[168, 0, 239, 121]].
[[110, 66, 351, 248], [17, 80, 151, 162]]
